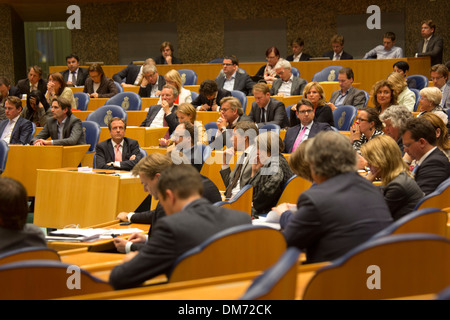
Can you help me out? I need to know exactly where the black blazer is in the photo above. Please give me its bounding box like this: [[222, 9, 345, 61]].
[[215, 72, 255, 96], [191, 88, 231, 108], [154, 55, 183, 65], [0, 117, 33, 145], [140, 105, 179, 135], [109, 198, 252, 289], [248, 97, 289, 128], [138, 75, 166, 98], [30, 114, 86, 146], [416, 35, 444, 66], [415, 147, 450, 196], [83, 76, 118, 98], [286, 53, 311, 61], [61, 68, 89, 87], [16, 79, 47, 96], [94, 137, 142, 171], [322, 50, 353, 60], [283, 121, 332, 153], [113, 64, 141, 85]]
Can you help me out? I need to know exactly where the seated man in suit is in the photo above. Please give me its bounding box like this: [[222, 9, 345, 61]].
[[286, 37, 311, 62], [327, 67, 367, 110], [0, 177, 47, 254], [114, 153, 222, 254], [113, 58, 155, 89], [211, 96, 252, 150], [61, 53, 88, 87], [269, 60, 307, 97], [284, 98, 332, 153], [416, 19, 443, 66], [249, 83, 289, 128], [430, 64, 449, 110], [139, 84, 179, 137], [220, 121, 258, 200], [278, 131, 392, 263], [403, 117, 450, 196], [154, 41, 183, 65], [0, 76, 21, 121], [16, 65, 47, 96], [83, 63, 118, 99], [322, 35, 353, 60], [31, 97, 86, 146], [215, 55, 255, 96], [137, 63, 165, 98], [109, 163, 251, 289], [192, 79, 231, 111], [0, 96, 33, 145], [393, 61, 416, 89], [95, 117, 142, 171]]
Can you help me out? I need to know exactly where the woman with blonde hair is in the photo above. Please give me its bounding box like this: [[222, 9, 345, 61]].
[[371, 79, 398, 114], [421, 112, 450, 158], [361, 135, 424, 220], [158, 69, 192, 105], [387, 72, 416, 112]]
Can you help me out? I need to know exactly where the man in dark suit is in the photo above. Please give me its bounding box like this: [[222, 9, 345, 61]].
[[279, 131, 393, 264], [416, 19, 443, 66], [283, 98, 332, 153], [16, 65, 47, 96], [269, 60, 307, 97], [0, 177, 47, 254], [31, 96, 86, 146], [286, 37, 311, 62], [0, 96, 33, 145], [61, 53, 88, 87], [139, 84, 179, 137], [249, 83, 289, 128], [403, 117, 450, 196], [322, 35, 353, 60], [154, 41, 183, 65], [113, 58, 156, 90], [114, 153, 222, 254], [95, 117, 142, 171], [109, 164, 251, 289], [192, 79, 231, 111], [215, 55, 255, 96], [328, 67, 367, 110], [211, 96, 252, 150], [0, 77, 21, 121], [137, 64, 166, 98]]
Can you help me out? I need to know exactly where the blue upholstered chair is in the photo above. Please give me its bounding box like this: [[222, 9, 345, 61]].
[[410, 88, 421, 112], [231, 90, 247, 114], [85, 105, 127, 127], [204, 122, 218, 145], [73, 92, 90, 111], [259, 123, 281, 135], [82, 120, 101, 153], [332, 105, 357, 131], [0, 140, 8, 173], [406, 75, 429, 90], [312, 66, 343, 82], [178, 69, 198, 86], [113, 81, 124, 93], [104, 91, 142, 111]]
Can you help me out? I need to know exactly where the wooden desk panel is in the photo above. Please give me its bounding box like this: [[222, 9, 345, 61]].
[[196, 111, 220, 125]]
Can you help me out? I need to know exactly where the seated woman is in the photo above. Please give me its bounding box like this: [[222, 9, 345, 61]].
[[417, 87, 448, 125], [20, 90, 51, 127], [157, 69, 192, 105], [248, 131, 294, 217], [387, 72, 416, 112], [159, 102, 208, 146], [290, 82, 334, 127], [371, 79, 398, 114], [361, 135, 424, 221], [45, 72, 76, 109], [83, 63, 118, 99], [350, 107, 384, 154], [254, 46, 282, 84], [421, 112, 450, 159]]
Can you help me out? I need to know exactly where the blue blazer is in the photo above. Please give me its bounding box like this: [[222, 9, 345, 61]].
[[0, 117, 33, 145], [283, 121, 332, 153]]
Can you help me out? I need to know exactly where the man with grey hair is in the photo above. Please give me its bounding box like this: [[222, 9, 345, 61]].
[[379, 105, 414, 156], [270, 59, 307, 97], [137, 64, 166, 98], [280, 131, 392, 263], [113, 58, 155, 88]]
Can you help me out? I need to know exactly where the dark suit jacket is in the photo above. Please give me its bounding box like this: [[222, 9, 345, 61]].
[[329, 87, 367, 109], [83, 76, 118, 98], [61, 68, 89, 87], [269, 76, 307, 97], [220, 145, 256, 195], [286, 53, 311, 61], [210, 114, 253, 150], [95, 137, 141, 171], [154, 55, 183, 64], [248, 97, 289, 128], [138, 75, 166, 98], [0, 117, 33, 145], [322, 50, 353, 60], [289, 104, 335, 127], [109, 198, 252, 289], [416, 34, 444, 66], [31, 114, 86, 146], [139, 105, 179, 135], [0, 225, 47, 255], [191, 88, 231, 108], [8, 86, 21, 98], [16, 79, 47, 96], [112, 64, 141, 85], [215, 71, 255, 96], [283, 172, 393, 263], [415, 147, 450, 196], [283, 121, 332, 153]]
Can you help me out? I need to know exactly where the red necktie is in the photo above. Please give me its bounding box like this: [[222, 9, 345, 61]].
[[115, 144, 122, 162]]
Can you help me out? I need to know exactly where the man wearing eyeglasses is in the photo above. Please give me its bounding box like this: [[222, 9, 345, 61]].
[[283, 98, 332, 153], [430, 64, 449, 110], [215, 55, 255, 96]]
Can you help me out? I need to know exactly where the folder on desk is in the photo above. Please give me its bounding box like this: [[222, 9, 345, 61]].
[[46, 228, 102, 242]]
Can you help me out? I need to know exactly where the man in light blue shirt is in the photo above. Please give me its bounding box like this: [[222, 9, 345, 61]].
[[363, 32, 403, 59]]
